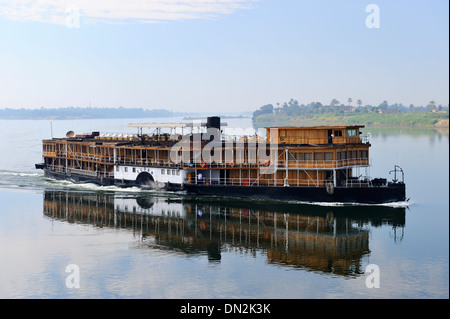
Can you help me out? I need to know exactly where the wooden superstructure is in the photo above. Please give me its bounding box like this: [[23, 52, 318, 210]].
[[41, 122, 370, 187], [37, 116, 406, 204]]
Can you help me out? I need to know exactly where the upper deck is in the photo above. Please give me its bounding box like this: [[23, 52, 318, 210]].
[[266, 125, 366, 145]]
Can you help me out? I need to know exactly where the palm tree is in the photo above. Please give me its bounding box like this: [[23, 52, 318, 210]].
[[347, 98, 352, 106], [357, 99, 362, 107], [427, 100, 436, 112]]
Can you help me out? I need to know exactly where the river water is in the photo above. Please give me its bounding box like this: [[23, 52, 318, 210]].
[[0, 117, 448, 299]]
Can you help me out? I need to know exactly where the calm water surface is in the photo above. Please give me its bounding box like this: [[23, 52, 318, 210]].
[[0, 118, 448, 298]]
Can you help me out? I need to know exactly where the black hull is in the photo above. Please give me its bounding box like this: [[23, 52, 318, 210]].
[[43, 169, 405, 204], [44, 169, 115, 186], [183, 183, 406, 205]]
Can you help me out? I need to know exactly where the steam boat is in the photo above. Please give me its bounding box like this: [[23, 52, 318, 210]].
[[35, 116, 406, 204]]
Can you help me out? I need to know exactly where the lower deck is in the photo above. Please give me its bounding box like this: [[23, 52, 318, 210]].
[[42, 161, 371, 188]]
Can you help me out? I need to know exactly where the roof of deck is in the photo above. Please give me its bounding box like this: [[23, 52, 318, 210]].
[[264, 125, 365, 130]]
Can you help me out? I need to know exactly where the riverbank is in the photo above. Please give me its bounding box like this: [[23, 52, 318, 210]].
[[253, 111, 449, 128]]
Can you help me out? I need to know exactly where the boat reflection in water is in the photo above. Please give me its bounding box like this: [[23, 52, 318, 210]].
[[43, 191, 406, 277]]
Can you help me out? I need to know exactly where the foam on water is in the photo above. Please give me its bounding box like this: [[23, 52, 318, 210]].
[[0, 170, 42, 177], [290, 199, 413, 208]]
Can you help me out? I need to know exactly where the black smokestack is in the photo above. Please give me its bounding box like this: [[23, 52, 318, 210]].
[[205, 116, 221, 142], [206, 116, 221, 130]]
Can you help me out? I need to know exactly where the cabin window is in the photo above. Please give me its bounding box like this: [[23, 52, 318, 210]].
[[341, 151, 346, 160], [337, 152, 341, 160], [304, 153, 313, 161], [324, 152, 333, 161], [124, 167, 128, 172], [172, 170, 176, 175], [334, 130, 343, 137], [132, 167, 136, 173], [161, 169, 165, 175], [167, 170, 171, 175], [294, 153, 303, 161], [314, 153, 324, 161], [176, 170, 180, 176], [353, 150, 357, 159], [116, 166, 119, 172], [347, 129, 358, 136]]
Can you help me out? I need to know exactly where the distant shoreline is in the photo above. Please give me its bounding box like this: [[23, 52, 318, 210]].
[[182, 115, 250, 120], [0, 107, 192, 121], [253, 112, 449, 128]]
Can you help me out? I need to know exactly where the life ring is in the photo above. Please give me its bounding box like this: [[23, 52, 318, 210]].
[[264, 160, 270, 167], [200, 161, 207, 168], [229, 160, 235, 167], [326, 182, 334, 195]]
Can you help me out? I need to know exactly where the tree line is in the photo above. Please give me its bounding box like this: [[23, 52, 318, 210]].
[[0, 106, 190, 120], [253, 98, 449, 120]]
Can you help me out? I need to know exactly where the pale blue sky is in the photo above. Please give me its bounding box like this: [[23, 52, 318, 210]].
[[0, 0, 448, 113]]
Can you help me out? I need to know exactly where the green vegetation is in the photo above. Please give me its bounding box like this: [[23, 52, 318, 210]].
[[252, 99, 449, 128], [254, 112, 449, 128]]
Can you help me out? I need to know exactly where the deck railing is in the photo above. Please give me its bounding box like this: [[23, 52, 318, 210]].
[[43, 152, 370, 169], [184, 177, 374, 188], [46, 164, 378, 188], [46, 151, 370, 169], [47, 165, 114, 178]]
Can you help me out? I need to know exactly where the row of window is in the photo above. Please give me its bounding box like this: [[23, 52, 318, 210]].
[[332, 129, 358, 137], [161, 169, 180, 176], [337, 150, 368, 160], [293, 152, 333, 161], [292, 150, 368, 162], [116, 166, 181, 176]]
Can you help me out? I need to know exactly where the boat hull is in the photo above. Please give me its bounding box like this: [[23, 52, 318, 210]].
[[44, 169, 115, 186], [43, 169, 405, 204], [183, 183, 406, 204]]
